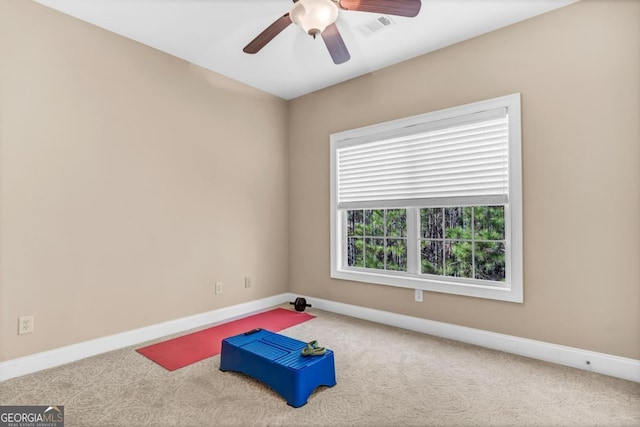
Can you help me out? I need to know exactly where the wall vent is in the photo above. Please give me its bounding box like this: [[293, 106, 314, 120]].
[[357, 15, 395, 37]]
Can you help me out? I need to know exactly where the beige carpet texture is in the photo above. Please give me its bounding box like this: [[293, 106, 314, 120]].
[[1, 307, 639, 426]]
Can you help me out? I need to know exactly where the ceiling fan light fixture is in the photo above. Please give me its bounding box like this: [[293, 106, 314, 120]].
[[290, 0, 339, 37]]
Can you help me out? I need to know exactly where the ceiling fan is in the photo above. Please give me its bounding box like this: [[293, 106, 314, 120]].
[[243, 0, 422, 64]]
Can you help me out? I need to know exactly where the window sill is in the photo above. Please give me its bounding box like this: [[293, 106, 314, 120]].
[[331, 269, 523, 303]]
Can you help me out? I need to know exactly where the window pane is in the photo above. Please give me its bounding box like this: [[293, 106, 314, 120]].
[[365, 238, 385, 269], [421, 240, 443, 275], [385, 239, 407, 271], [364, 209, 385, 237], [475, 242, 506, 282], [347, 237, 364, 267], [420, 208, 443, 239], [474, 206, 505, 240], [386, 209, 407, 237], [445, 241, 473, 278], [445, 207, 472, 239], [347, 210, 363, 236]]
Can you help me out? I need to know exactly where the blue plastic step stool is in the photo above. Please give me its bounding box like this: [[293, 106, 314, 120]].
[[219, 328, 336, 407]]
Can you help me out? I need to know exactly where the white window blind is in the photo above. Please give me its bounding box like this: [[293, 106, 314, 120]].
[[336, 108, 509, 209]]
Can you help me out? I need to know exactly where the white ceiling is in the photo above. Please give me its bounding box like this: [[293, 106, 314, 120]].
[[33, 0, 579, 100]]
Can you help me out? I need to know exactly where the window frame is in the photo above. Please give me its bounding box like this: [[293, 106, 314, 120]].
[[330, 94, 523, 303]]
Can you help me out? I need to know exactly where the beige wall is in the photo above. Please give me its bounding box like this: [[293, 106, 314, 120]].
[[1, 0, 638, 364], [0, 1, 289, 361], [289, 0, 640, 359]]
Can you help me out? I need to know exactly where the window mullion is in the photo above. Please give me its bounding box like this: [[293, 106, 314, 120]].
[[471, 207, 475, 280], [406, 207, 418, 274], [383, 210, 387, 271], [441, 207, 446, 276]]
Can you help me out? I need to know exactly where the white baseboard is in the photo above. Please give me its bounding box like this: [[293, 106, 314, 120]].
[[2, 292, 638, 383], [0, 293, 291, 382], [301, 295, 640, 383]]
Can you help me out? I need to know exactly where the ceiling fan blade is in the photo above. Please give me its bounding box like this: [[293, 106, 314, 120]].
[[321, 23, 350, 65], [243, 13, 293, 54], [338, 0, 421, 18]]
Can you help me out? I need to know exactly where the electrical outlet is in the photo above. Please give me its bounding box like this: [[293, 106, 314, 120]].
[[215, 282, 223, 295], [18, 316, 34, 335], [415, 289, 423, 303], [245, 277, 252, 288]]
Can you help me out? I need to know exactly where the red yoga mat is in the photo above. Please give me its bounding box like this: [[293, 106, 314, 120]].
[[136, 308, 315, 371]]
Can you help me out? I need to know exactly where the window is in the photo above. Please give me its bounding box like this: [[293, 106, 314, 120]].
[[330, 94, 523, 302]]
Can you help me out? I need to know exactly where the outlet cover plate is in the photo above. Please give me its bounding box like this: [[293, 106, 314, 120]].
[[18, 316, 34, 335]]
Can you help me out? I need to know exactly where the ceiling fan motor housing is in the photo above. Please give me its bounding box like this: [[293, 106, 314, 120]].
[[290, 0, 339, 37]]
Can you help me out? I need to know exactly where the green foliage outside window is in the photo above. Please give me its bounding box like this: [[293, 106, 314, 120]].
[[421, 206, 505, 282], [347, 206, 506, 282], [347, 209, 407, 272]]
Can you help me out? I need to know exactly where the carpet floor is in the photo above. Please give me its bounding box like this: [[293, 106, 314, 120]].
[[1, 306, 638, 426]]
